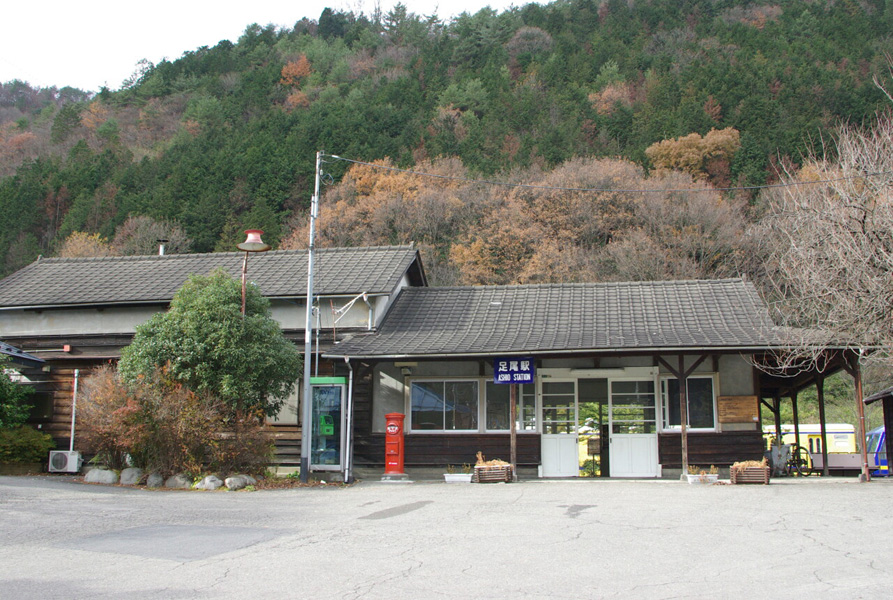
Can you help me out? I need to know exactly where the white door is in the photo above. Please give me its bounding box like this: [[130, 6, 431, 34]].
[[540, 379, 579, 477], [609, 379, 659, 478]]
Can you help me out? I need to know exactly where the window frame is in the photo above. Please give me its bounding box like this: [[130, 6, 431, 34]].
[[659, 374, 718, 433], [484, 380, 537, 433], [406, 377, 537, 434], [408, 378, 480, 433]]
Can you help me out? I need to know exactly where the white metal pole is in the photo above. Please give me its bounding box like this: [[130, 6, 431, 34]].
[[344, 358, 354, 484], [300, 151, 322, 482], [70, 369, 79, 452]]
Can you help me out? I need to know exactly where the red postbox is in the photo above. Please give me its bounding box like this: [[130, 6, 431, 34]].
[[384, 413, 405, 475]]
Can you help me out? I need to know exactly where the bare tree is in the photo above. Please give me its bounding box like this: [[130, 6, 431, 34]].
[[110, 215, 191, 256], [753, 109, 893, 370]]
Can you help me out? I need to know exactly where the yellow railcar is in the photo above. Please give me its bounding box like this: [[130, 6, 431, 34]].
[[763, 423, 856, 455]]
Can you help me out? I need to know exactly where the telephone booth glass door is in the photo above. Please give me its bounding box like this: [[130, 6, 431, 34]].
[[310, 377, 346, 471]]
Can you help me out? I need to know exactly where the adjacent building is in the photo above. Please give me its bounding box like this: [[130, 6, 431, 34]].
[[0, 245, 859, 478]]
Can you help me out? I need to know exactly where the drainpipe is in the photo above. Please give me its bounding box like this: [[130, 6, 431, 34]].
[[70, 369, 79, 452], [344, 358, 355, 484]]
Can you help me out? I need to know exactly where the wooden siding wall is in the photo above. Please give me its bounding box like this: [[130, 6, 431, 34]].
[[351, 364, 374, 440], [354, 433, 541, 467], [30, 361, 102, 449], [658, 431, 764, 468], [350, 364, 542, 467]]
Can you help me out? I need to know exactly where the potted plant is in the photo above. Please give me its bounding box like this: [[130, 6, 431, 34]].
[[685, 464, 719, 484], [730, 458, 770, 484], [443, 464, 472, 483], [472, 452, 513, 482]]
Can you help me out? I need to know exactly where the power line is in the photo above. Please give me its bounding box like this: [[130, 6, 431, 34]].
[[324, 153, 893, 195]]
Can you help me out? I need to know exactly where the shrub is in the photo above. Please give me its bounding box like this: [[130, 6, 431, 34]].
[[129, 371, 233, 477], [1, 356, 33, 429], [78, 364, 273, 477], [0, 426, 55, 463], [77, 364, 141, 470], [209, 408, 274, 476]]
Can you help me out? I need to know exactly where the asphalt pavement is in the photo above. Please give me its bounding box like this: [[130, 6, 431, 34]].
[[1, 474, 892, 599]]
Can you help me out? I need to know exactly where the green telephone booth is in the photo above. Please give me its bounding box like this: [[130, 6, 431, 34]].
[[310, 377, 347, 470]]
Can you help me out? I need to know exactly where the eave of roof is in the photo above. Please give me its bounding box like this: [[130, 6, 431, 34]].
[[326, 344, 790, 361], [324, 279, 787, 359], [0, 245, 422, 309]]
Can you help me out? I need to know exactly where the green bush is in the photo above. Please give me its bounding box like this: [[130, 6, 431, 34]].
[[1, 356, 33, 429], [0, 426, 56, 463]]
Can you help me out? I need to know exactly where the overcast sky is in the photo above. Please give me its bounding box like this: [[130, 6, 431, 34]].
[[1, 1, 525, 93]]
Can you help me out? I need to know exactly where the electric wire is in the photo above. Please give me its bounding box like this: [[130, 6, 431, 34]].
[[324, 153, 893, 195]]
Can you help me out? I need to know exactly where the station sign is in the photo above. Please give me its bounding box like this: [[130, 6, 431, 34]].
[[493, 357, 535, 384]]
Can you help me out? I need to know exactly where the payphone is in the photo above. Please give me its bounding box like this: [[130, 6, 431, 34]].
[[309, 377, 346, 470]]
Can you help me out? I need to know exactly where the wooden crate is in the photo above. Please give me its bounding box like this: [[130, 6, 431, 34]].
[[730, 466, 770, 484], [473, 464, 513, 483]]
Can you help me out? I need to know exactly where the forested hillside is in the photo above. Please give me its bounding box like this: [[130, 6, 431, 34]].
[[1, 0, 891, 282]]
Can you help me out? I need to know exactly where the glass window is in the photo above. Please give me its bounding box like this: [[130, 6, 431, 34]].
[[610, 380, 656, 434], [485, 383, 510, 430], [411, 380, 478, 431], [485, 382, 535, 431], [661, 376, 716, 430]]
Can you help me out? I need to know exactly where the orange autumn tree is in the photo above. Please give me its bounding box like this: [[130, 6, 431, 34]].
[[600, 170, 747, 281], [281, 55, 313, 110], [56, 231, 114, 258], [645, 127, 741, 188], [282, 156, 749, 286], [282, 157, 474, 283], [281, 55, 312, 86], [450, 158, 644, 284]]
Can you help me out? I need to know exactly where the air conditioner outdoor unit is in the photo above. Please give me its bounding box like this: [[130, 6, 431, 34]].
[[48, 450, 81, 473]]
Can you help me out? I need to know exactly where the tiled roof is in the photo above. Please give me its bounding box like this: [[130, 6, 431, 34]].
[[327, 279, 782, 358], [0, 246, 422, 308]]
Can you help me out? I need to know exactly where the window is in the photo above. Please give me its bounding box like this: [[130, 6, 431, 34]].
[[610, 380, 657, 434], [485, 382, 536, 431], [541, 381, 576, 434], [409, 379, 536, 433], [410, 380, 478, 431], [660, 376, 716, 431]]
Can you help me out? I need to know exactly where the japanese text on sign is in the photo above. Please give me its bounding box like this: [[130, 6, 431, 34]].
[[493, 357, 535, 384]]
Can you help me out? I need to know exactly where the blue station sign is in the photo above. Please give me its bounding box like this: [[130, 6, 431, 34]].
[[493, 357, 535, 384]]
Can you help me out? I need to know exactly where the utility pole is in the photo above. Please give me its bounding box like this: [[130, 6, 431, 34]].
[[300, 151, 322, 483]]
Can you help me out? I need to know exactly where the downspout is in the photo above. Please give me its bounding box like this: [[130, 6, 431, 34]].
[[70, 369, 79, 452], [344, 358, 355, 484]]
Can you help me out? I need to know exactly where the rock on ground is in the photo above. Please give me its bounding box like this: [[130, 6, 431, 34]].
[[225, 475, 249, 490], [84, 468, 119, 485], [164, 474, 194, 489], [119, 467, 143, 485], [194, 475, 223, 490]]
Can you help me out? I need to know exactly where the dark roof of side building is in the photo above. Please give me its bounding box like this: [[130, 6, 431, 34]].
[[0, 246, 425, 309], [0, 341, 44, 366], [326, 278, 782, 358], [864, 385, 893, 405]]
